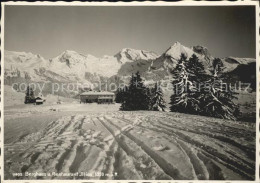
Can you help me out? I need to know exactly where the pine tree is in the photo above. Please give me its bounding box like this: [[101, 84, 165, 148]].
[[24, 86, 30, 104], [115, 86, 128, 103], [115, 88, 123, 103], [211, 58, 224, 76], [120, 72, 150, 111], [24, 86, 35, 104], [120, 86, 130, 110], [121, 73, 136, 110], [185, 54, 209, 114], [200, 58, 239, 120], [170, 53, 200, 114], [135, 72, 151, 110], [151, 82, 166, 111], [186, 54, 207, 82], [29, 87, 35, 102], [170, 54, 239, 120]]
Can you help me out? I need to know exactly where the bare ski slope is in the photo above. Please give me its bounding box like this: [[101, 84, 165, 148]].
[[4, 110, 255, 180]]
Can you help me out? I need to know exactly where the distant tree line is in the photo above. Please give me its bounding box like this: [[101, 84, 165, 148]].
[[116, 72, 166, 111], [116, 53, 239, 120]]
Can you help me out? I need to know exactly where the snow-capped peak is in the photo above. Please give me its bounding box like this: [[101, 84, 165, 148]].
[[4, 50, 47, 66], [192, 45, 210, 55], [52, 50, 85, 64], [54, 50, 98, 62], [64, 50, 78, 54], [59, 50, 81, 58], [115, 48, 158, 63], [223, 57, 255, 65], [191, 45, 213, 62], [164, 42, 194, 60], [173, 41, 181, 46]]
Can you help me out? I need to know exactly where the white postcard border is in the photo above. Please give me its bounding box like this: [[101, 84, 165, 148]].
[[1, 1, 259, 183]]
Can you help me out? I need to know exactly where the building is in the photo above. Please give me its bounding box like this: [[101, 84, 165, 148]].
[[34, 93, 45, 105], [79, 91, 115, 104], [35, 97, 44, 105]]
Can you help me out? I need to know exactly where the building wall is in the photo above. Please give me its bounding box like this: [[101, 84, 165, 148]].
[[80, 95, 114, 103]]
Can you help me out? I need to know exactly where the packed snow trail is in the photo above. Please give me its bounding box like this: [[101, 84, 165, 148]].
[[4, 111, 255, 180]]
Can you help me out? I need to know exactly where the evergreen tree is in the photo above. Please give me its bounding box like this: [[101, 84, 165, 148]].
[[186, 54, 207, 82], [24, 86, 35, 104], [200, 58, 239, 120], [211, 58, 224, 76], [24, 86, 30, 104], [151, 82, 166, 111], [29, 87, 35, 102], [135, 72, 151, 110], [170, 53, 239, 120], [119, 86, 129, 110], [115, 88, 123, 103], [120, 73, 135, 110], [115, 86, 127, 103], [170, 53, 200, 114], [120, 72, 150, 111]]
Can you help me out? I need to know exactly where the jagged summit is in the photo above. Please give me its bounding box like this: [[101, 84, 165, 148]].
[[115, 48, 158, 63], [192, 45, 210, 55], [53, 51, 81, 66], [173, 41, 181, 46], [191, 45, 213, 62], [57, 50, 84, 58], [164, 42, 194, 60]]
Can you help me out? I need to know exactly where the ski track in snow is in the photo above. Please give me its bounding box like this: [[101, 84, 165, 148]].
[[4, 111, 255, 180]]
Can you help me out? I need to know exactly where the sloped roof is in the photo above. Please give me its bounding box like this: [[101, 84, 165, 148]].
[[98, 96, 114, 99], [80, 91, 115, 96]]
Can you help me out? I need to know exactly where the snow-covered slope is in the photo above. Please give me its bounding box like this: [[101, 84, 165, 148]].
[[49, 50, 122, 79], [115, 48, 158, 63], [48, 48, 159, 79], [221, 57, 255, 73], [4, 110, 255, 180], [4, 51, 49, 82]]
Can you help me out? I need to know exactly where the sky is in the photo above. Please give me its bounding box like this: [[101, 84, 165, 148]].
[[4, 5, 256, 59]]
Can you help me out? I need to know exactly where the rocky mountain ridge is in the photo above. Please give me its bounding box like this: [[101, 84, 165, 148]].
[[4, 42, 256, 96]]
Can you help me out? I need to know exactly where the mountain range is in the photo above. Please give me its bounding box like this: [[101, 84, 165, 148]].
[[4, 41, 256, 96]]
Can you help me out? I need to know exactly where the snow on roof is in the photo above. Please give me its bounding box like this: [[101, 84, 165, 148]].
[[98, 96, 114, 99], [35, 97, 43, 99], [80, 91, 115, 96]]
